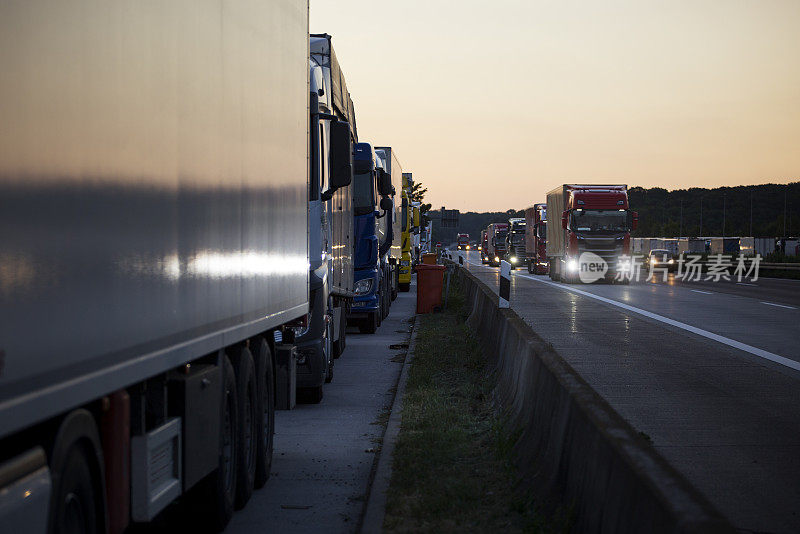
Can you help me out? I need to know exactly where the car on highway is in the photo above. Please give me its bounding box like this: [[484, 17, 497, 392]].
[[645, 248, 677, 271]]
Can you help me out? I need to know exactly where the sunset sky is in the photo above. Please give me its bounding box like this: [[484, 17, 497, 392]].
[[310, 0, 800, 212]]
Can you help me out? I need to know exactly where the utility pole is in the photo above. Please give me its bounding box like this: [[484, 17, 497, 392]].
[[699, 196, 703, 236], [784, 189, 788, 237], [722, 192, 726, 239]]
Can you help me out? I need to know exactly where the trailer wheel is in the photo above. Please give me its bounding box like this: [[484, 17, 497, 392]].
[[192, 353, 238, 531], [527, 260, 534, 274], [251, 337, 275, 489], [48, 410, 105, 534], [231, 347, 257, 509]]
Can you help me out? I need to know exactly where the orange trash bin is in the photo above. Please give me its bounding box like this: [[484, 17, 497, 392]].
[[422, 253, 437, 265], [416, 264, 446, 314]]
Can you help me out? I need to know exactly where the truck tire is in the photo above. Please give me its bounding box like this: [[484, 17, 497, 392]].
[[360, 312, 378, 334], [231, 347, 257, 509], [48, 410, 105, 534], [527, 260, 534, 274], [301, 386, 323, 404], [191, 354, 238, 532], [251, 337, 275, 489]]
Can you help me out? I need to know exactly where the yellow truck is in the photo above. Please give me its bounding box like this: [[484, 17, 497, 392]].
[[399, 173, 415, 291]]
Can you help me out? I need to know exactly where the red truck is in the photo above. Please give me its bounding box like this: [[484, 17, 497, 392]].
[[457, 233, 471, 250], [546, 185, 638, 283], [524, 203, 548, 274]]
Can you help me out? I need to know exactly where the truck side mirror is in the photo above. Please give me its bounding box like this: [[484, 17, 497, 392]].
[[561, 210, 569, 230], [379, 197, 393, 212], [377, 169, 392, 197], [631, 210, 639, 231], [328, 120, 352, 191]]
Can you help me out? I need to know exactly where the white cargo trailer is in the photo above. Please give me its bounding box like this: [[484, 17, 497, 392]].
[[0, 2, 314, 532]]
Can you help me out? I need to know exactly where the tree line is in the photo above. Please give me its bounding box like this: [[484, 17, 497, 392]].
[[430, 182, 800, 245]]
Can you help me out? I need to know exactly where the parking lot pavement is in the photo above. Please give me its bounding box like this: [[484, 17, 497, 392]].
[[225, 284, 416, 533]]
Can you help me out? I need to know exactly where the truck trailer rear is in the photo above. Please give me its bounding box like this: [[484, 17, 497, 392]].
[[0, 2, 312, 532]]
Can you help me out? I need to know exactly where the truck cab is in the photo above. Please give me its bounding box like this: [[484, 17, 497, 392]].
[[487, 222, 509, 267], [296, 34, 357, 401], [547, 185, 638, 283], [525, 203, 548, 274], [457, 233, 471, 250], [504, 218, 526, 268], [348, 142, 394, 334]]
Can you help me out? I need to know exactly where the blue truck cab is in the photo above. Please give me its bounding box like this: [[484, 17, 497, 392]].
[[349, 142, 394, 333]]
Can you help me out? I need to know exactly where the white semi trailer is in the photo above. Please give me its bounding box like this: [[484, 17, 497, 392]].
[[0, 2, 326, 533]]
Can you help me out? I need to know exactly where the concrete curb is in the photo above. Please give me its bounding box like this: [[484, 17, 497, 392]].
[[453, 262, 734, 534], [360, 317, 419, 534]]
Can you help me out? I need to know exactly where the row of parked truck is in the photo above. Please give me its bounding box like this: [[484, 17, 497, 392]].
[[479, 185, 639, 282], [0, 4, 422, 533]]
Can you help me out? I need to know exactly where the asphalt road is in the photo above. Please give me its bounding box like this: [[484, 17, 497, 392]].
[[460, 250, 800, 533], [224, 285, 416, 533]]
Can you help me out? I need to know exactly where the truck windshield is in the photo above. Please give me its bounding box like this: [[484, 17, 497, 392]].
[[353, 172, 374, 216], [572, 210, 628, 233], [496, 230, 508, 241]]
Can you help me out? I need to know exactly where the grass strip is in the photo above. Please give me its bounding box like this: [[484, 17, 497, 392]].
[[384, 277, 546, 533]]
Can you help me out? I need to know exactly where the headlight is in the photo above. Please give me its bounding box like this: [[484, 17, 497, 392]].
[[494, 256, 500, 262], [668, 259, 675, 264], [510, 256, 517, 263], [567, 259, 578, 272], [466, 245, 470, 250], [652, 258, 658, 264], [477, 246, 482, 251], [354, 278, 374, 295]]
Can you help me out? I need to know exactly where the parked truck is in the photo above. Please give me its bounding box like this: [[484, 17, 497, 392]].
[[457, 233, 471, 250], [546, 185, 638, 283], [298, 34, 358, 402], [348, 143, 395, 333], [504, 218, 526, 268], [486, 223, 510, 267], [525, 203, 549, 274], [0, 3, 344, 533], [375, 146, 405, 300]]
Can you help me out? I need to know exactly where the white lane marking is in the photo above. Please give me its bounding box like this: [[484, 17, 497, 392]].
[[690, 289, 714, 295], [511, 272, 800, 373], [761, 301, 797, 310], [737, 282, 758, 287]]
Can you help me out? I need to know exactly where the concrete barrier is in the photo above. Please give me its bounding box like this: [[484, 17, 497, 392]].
[[455, 265, 733, 533]]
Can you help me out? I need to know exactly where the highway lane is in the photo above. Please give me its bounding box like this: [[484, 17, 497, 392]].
[[459, 251, 800, 533]]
